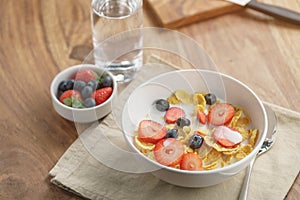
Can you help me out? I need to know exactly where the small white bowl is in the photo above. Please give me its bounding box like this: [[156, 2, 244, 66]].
[[122, 69, 267, 187], [50, 64, 117, 123]]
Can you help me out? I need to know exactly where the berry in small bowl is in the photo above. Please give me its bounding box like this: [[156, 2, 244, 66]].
[[50, 64, 117, 123]]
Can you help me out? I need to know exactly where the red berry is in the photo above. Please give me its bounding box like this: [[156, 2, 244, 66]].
[[137, 120, 167, 144], [213, 126, 242, 148], [197, 110, 207, 124], [74, 69, 98, 83], [92, 87, 113, 105], [154, 138, 184, 166], [207, 103, 234, 126], [180, 153, 203, 171], [164, 107, 185, 124], [59, 90, 82, 106]]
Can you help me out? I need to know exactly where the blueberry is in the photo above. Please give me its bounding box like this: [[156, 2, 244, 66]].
[[66, 79, 75, 90], [57, 90, 64, 99], [189, 134, 203, 149], [87, 80, 98, 91], [176, 117, 191, 128], [154, 99, 170, 112], [166, 129, 178, 138], [58, 80, 68, 92], [83, 98, 96, 108], [205, 93, 217, 105], [102, 76, 113, 87], [74, 80, 86, 91], [81, 86, 93, 99], [98, 74, 113, 89]]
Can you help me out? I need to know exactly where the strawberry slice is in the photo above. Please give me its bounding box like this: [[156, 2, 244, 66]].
[[74, 69, 98, 83], [197, 110, 207, 124], [154, 138, 184, 166], [207, 103, 234, 126], [138, 120, 167, 144], [92, 87, 113, 105], [213, 126, 242, 148], [164, 107, 185, 124], [180, 153, 203, 171]]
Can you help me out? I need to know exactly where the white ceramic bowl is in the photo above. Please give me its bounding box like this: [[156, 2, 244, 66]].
[[122, 69, 267, 187], [50, 64, 117, 123]]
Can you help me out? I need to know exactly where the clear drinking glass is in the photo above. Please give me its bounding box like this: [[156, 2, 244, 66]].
[[91, 0, 143, 82]]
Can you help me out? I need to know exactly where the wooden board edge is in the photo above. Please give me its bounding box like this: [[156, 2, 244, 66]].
[[164, 4, 243, 29], [144, 0, 164, 27]]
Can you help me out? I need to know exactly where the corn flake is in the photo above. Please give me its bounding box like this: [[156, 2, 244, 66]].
[[183, 126, 191, 134], [224, 155, 234, 164], [134, 136, 155, 152], [235, 127, 249, 141], [235, 151, 247, 160], [236, 116, 251, 127], [235, 144, 253, 160], [175, 90, 192, 104], [198, 144, 211, 160], [222, 147, 241, 155], [196, 129, 209, 137], [249, 129, 258, 147], [165, 124, 176, 130], [204, 136, 216, 147], [241, 144, 253, 154], [184, 145, 195, 154], [221, 161, 226, 167], [179, 126, 194, 143], [227, 110, 242, 128], [167, 94, 180, 104], [204, 148, 221, 163], [203, 160, 220, 170], [194, 104, 205, 113], [193, 93, 206, 108]]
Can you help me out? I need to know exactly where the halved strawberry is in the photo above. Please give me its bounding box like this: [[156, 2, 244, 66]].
[[197, 110, 207, 124], [164, 107, 185, 124], [138, 120, 167, 144], [154, 138, 184, 166], [180, 153, 203, 171], [74, 69, 98, 83], [207, 103, 234, 126], [213, 125, 242, 148], [92, 87, 113, 105], [59, 90, 82, 107]]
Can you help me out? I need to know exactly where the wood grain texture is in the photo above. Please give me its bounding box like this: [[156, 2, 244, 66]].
[[0, 0, 299, 199], [0, 0, 89, 199], [144, 0, 242, 28]]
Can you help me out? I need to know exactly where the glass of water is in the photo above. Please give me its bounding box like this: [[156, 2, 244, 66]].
[[91, 0, 143, 83]]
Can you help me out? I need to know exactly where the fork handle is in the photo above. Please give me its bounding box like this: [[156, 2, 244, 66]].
[[247, 0, 300, 25], [239, 158, 255, 200]]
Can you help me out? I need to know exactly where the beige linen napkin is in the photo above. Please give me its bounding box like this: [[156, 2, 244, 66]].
[[49, 58, 300, 200]]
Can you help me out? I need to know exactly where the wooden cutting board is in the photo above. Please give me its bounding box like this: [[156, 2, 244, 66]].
[[145, 0, 242, 28]]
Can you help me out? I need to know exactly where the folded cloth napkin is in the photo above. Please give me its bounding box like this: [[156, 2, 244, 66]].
[[49, 57, 300, 200]]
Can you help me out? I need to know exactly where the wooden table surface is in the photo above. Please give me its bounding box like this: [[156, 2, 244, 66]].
[[0, 0, 299, 199]]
